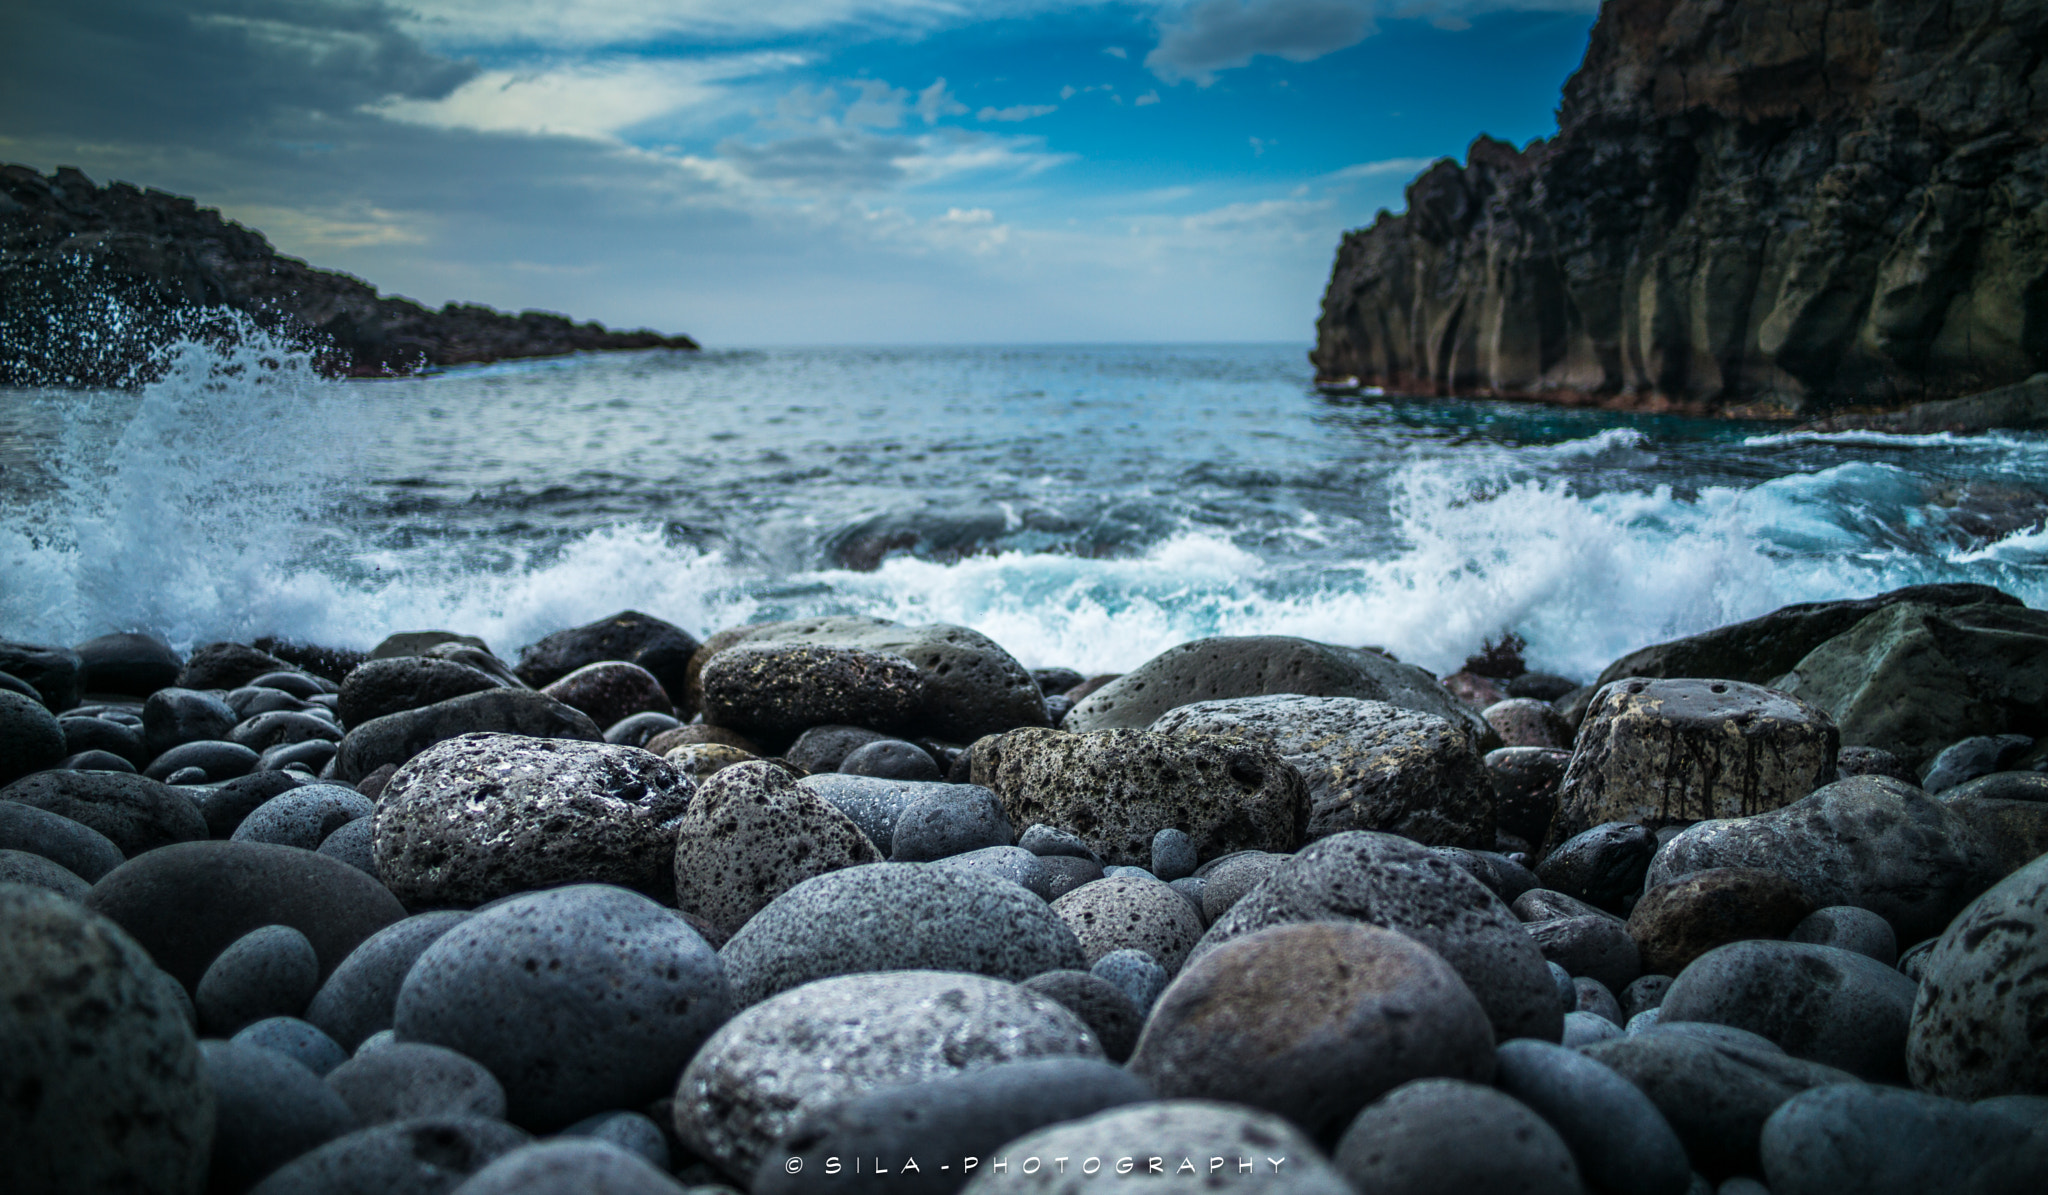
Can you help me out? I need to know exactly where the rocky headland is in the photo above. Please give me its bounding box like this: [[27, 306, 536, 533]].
[[3, 592, 2047, 1191], [0, 164, 698, 385], [1311, 0, 2048, 423]]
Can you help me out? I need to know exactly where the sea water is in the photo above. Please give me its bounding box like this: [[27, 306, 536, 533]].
[[3, 325, 2044, 682]]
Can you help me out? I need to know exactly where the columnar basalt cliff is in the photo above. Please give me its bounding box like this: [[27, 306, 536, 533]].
[[1311, 0, 2048, 417], [0, 164, 698, 384]]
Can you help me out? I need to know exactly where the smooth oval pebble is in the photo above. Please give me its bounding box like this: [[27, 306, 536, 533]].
[[247, 1114, 531, 1195], [325, 1041, 507, 1125], [448, 1138, 686, 1195], [889, 783, 1013, 861], [305, 911, 471, 1051], [1129, 921, 1497, 1140], [395, 884, 729, 1131], [1333, 1077, 1584, 1195], [201, 1038, 358, 1193], [1660, 939, 1918, 1080], [1786, 905, 1897, 965], [1090, 948, 1169, 1016], [956, 1099, 1354, 1194], [1494, 1037, 1692, 1195], [197, 923, 322, 1036], [1051, 875, 1205, 975], [1021, 970, 1143, 1063], [1759, 1084, 2028, 1195], [674, 969, 1101, 1182], [560, 1111, 671, 1171], [231, 785, 374, 851], [233, 1016, 350, 1077], [0, 799, 126, 881]]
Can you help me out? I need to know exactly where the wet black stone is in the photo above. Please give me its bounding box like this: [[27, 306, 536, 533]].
[[75, 632, 182, 698], [2, 768, 207, 856], [1538, 821, 1658, 914]]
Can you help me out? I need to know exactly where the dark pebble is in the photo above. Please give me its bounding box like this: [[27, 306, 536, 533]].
[[604, 710, 682, 747], [2, 768, 208, 856], [1537, 821, 1657, 914], [233, 1016, 350, 1076], [841, 738, 941, 781], [304, 911, 471, 1051], [0, 797, 125, 880], [142, 686, 239, 757], [197, 923, 322, 1036], [247, 1114, 530, 1195], [145, 738, 260, 782], [232, 785, 374, 851], [1021, 969, 1144, 1063], [201, 1038, 359, 1193], [0, 688, 67, 785], [324, 1041, 508, 1125]]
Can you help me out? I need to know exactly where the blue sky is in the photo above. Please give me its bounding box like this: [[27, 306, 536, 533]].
[[2, 1, 1599, 344]]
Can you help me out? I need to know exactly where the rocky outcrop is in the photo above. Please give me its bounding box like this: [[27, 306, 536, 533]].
[[0, 164, 697, 384], [1311, 0, 2048, 418]]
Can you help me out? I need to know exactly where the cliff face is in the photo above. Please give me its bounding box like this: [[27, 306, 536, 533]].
[[1311, 0, 2048, 416], [0, 164, 698, 384]]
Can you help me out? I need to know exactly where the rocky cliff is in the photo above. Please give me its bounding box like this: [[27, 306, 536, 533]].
[[1311, 0, 2048, 417], [0, 164, 698, 384]]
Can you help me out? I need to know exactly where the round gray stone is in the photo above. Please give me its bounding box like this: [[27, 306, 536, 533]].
[[1091, 948, 1169, 1016], [0, 885, 214, 1194], [0, 847, 90, 900], [1150, 827, 1197, 881], [796, 773, 933, 849], [932, 845, 1051, 899], [374, 733, 695, 908], [841, 738, 941, 781], [673, 760, 881, 936], [325, 1041, 507, 1125], [1661, 940, 1919, 1080], [560, 1111, 670, 1171], [1333, 1078, 1584, 1195], [1052, 875, 1206, 975], [1907, 851, 2048, 1099], [197, 924, 322, 1036], [0, 688, 66, 786], [201, 1038, 358, 1192], [1021, 970, 1143, 1063], [717, 863, 1087, 1007], [233, 1016, 349, 1077], [1191, 830, 1563, 1042], [394, 885, 730, 1131], [316, 817, 378, 877], [1526, 912, 1641, 995], [673, 969, 1101, 1182], [1129, 922, 1497, 1139], [1, 769, 207, 857], [1198, 851, 1286, 921], [1494, 1038, 1692, 1195], [448, 1139, 686, 1194], [0, 798, 124, 882], [233, 785, 374, 851], [247, 1114, 530, 1195], [1565, 1010, 1625, 1046], [889, 783, 1013, 862], [1760, 1084, 2030, 1195], [305, 911, 471, 1051], [958, 1100, 1355, 1193], [1576, 976, 1625, 1026]]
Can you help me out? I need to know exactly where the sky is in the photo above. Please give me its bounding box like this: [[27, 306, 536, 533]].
[[1, 1, 1600, 345]]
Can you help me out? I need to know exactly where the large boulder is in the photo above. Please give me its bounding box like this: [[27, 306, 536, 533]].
[[1661, 940, 1919, 1081], [700, 644, 926, 743], [674, 970, 1101, 1182], [1646, 775, 1995, 945], [718, 863, 1087, 1007], [1191, 831, 1562, 1043], [1595, 584, 2019, 689], [336, 656, 505, 729], [1549, 678, 1838, 847], [85, 840, 407, 991], [1775, 600, 2048, 770], [0, 885, 214, 1195], [515, 610, 702, 707], [1907, 852, 2048, 1099], [690, 616, 1050, 743], [331, 688, 602, 782], [394, 885, 729, 1131], [176, 642, 299, 691], [1151, 695, 1494, 848], [1130, 922, 1496, 1139], [74, 632, 183, 698], [372, 734, 694, 908], [969, 727, 1308, 867], [0, 639, 84, 710], [0, 770, 207, 857], [672, 760, 881, 936], [1063, 635, 1475, 732]]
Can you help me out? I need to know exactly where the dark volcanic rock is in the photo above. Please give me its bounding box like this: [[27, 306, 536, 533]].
[[336, 656, 505, 729], [1660, 939, 1918, 1081], [0, 798, 125, 881], [1063, 634, 1475, 732], [1, 164, 697, 383], [246, 1114, 530, 1195], [538, 660, 672, 728], [0, 689, 66, 785], [75, 631, 182, 697], [514, 611, 701, 709], [1, 769, 206, 857], [332, 688, 602, 782], [672, 760, 881, 936], [1308, 0, 2048, 418], [700, 643, 926, 743], [1907, 852, 2048, 1100], [177, 641, 299, 691]]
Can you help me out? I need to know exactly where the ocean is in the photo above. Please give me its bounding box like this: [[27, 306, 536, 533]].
[[4, 322, 2044, 683]]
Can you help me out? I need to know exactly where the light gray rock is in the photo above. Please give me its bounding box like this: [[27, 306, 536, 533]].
[[1052, 875, 1206, 975], [956, 1099, 1353, 1194], [1017, 822, 1102, 864], [373, 733, 695, 908], [1129, 922, 1497, 1139], [0, 885, 214, 1194], [932, 845, 1051, 898], [795, 774, 932, 850], [970, 727, 1309, 867], [394, 885, 729, 1131], [1091, 948, 1170, 1016], [718, 863, 1087, 1007], [1907, 851, 2048, 1099], [1565, 1010, 1625, 1046], [233, 1016, 349, 1077], [1151, 828, 1197, 881], [1191, 830, 1563, 1042], [1646, 775, 1994, 944], [1150, 694, 1494, 847], [1198, 851, 1286, 922], [1551, 678, 1838, 846], [232, 785, 374, 851], [1332, 1078, 1584, 1195], [673, 761, 880, 936], [673, 970, 1101, 1182], [1576, 977, 1625, 1027], [1495, 1038, 1691, 1195], [889, 783, 1013, 862]]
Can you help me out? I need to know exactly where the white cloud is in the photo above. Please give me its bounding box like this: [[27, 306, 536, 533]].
[[1326, 155, 1438, 179], [845, 78, 910, 127], [977, 103, 1057, 122], [943, 206, 994, 223], [1103, 45, 1128, 58], [1134, 90, 1160, 106], [914, 78, 968, 123], [373, 54, 799, 139]]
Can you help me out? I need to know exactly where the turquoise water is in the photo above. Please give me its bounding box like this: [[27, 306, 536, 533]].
[[4, 329, 2044, 681]]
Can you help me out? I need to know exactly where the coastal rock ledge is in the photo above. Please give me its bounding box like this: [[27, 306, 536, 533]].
[[1311, 0, 2048, 419], [0, 164, 698, 383]]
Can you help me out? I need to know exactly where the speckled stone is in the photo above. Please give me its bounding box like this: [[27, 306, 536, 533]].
[[0, 799, 125, 882], [232, 1017, 348, 1077], [305, 911, 471, 1051], [373, 733, 695, 908], [324, 1041, 507, 1125], [1627, 867, 1816, 976], [717, 863, 1087, 1007], [1550, 678, 1839, 846], [700, 643, 926, 742], [957, 1100, 1353, 1194], [1483, 697, 1575, 749], [673, 760, 881, 936], [673, 970, 1101, 1182], [795, 774, 936, 851], [1536, 821, 1657, 913], [0, 848, 91, 900], [1091, 948, 1170, 1016], [1051, 875, 1206, 975], [332, 688, 602, 783], [337, 655, 506, 730], [540, 661, 673, 729], [1906, 852, 2048, 1099], [1333, 1078, 1584, 1195], [1487, 746, 1573, 847], [1151, 695, 1494, 848], [1021, 970, 1144, 1063], [232, 785, 374, 851], [0, 885, 214, 1194], [889, 782, 1014, 861], [934, 845, 1050, 898], [1190, 831, 1562, 1043], [394, 884, 730, 1131], [1660, 941, 1916, 1080], [1, 769, 207, 857], [969, 727, 1309, 867], [201, 1038, 357, 1193], [0, 689, 66, 786], [1130, 922, 1497, 1139]]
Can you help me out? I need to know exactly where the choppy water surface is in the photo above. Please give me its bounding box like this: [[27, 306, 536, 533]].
[[4, 328, 2044, 681]]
